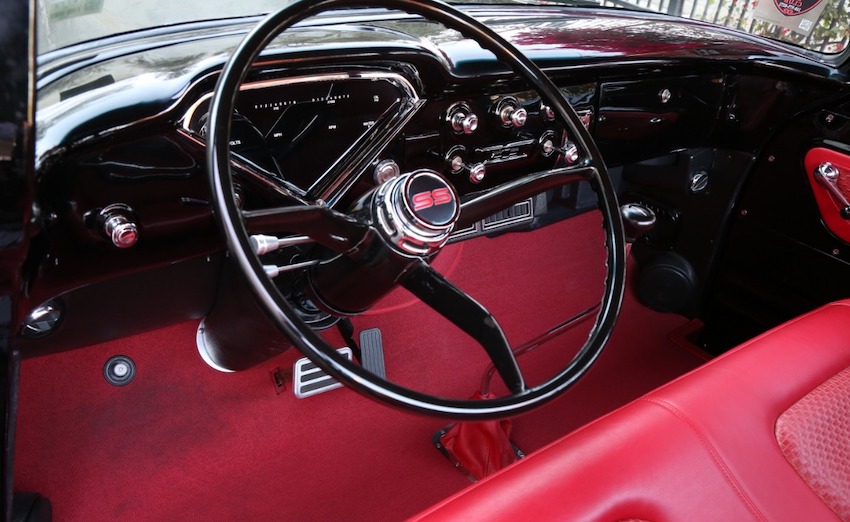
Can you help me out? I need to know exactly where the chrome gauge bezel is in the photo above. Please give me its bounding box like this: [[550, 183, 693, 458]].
[[179, 69, 421, 202]]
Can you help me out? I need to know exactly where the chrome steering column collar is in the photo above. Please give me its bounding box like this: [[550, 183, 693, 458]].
[[306, 170, 459, 316], [366, 169, 459, 256]]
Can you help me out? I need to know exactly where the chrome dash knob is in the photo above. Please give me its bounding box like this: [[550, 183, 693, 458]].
[[447, 103, 479, 135], [452, 111, 478, 135], [100, 204, 139, 248], [496, 97, 527, 128], [468, 163, 487, 184]]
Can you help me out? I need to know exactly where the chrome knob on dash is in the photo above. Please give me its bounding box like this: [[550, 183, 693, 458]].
[[373, 159, 401, 184], [106, 216, 138, 248], [496, 97, 527, 128], [468, 163, 487, 184], [451, 111, 478, 135], [540, 134, 580, 165], [99, 204, 139, 248], [446, 102, 479, 135], [561, 142, 580, 165], [499, 105, 527, 128], [814, 162, 850, 219]]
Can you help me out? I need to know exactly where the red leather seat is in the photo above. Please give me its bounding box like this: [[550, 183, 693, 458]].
[[411, 300, 850, 521]]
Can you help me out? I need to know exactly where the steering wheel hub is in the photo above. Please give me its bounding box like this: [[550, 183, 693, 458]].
[[373, 169, 459, 256]]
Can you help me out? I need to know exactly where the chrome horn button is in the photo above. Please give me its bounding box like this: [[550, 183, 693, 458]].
[[372, 169, 459, 256], [403, 171, 459, 228]]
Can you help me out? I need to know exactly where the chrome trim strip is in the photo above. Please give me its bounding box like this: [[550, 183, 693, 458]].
[[181, 70, 418, 135], [481, 199, 533, 231], [475, 139, 535, 153]]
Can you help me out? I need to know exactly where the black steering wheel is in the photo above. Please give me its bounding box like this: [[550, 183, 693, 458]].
[[206, 0, 626, 419]]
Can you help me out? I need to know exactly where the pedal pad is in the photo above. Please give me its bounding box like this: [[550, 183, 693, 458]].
[[360, 328, 386, 378], [293, 347, 352, 399]]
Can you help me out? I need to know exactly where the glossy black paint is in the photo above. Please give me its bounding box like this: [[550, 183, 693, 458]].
[[12, 2, 850, 520], [199, 256, 298, 371], [624, 148, 756, 315], [306, 233, 418, 316], [34, 7, 845, 164], [24, 131, 221, 314], [700, 104, 850, 351], [16, 0, 850, 409]]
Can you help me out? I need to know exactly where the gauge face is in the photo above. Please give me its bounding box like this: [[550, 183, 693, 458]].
[[185, 74, 408, 190]]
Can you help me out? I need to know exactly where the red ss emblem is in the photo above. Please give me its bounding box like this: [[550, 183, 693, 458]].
[[412, 188, 453, 211]]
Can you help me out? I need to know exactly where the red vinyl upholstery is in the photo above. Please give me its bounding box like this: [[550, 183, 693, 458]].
[[776, 366, 850, 520], [411, 300, 850, 521]]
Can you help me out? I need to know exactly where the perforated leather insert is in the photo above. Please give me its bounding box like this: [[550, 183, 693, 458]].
[[776, 365, 850, 521]]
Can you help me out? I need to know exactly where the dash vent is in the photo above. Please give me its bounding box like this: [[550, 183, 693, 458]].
[[482, 199, 533, 230]]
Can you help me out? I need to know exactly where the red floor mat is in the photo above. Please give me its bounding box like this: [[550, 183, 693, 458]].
[[13, 213, 705, 521]]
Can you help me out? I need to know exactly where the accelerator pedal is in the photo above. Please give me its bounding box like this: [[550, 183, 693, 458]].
[[359, 328, 386, 378], [293, 347, 352, 399]]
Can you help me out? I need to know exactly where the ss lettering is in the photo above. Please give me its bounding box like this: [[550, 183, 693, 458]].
[[412, 188, 453, 211]]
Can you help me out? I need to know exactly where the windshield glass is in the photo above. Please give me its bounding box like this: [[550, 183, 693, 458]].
[[37, 0, 282, 53], [37, 0, 849, 55], [601, 0, 849, 54]]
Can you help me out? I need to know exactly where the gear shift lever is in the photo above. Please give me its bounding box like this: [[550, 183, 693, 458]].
[[620, 203, 657, 243]]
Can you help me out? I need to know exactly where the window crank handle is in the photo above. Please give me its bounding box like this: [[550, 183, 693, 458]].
[[814, 162, 850, 220]]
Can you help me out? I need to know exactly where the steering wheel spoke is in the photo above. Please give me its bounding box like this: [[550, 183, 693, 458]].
[[402, 261, 526, 395], [243, 205, 371, 254], [306, 96, 426, 207]]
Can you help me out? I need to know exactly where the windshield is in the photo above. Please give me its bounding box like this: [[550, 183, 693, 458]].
[[37, 0, 849, 55], [37, 0, 282, 53], [602, 0, 849, 54]]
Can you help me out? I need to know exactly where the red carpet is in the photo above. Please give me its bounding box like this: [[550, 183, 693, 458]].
[[13, 212, 706, 521]]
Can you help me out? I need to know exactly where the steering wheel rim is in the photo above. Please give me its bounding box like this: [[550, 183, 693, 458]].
[[207, 0, 626, 419]]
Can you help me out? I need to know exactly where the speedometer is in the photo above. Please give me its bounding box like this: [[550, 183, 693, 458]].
[[182, 71, 417, 190]]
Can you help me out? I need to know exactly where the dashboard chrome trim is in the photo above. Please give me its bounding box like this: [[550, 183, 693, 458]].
[[181, 70, 417, 130]]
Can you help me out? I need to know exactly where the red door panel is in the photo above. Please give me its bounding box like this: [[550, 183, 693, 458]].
[[804, 147, 850, 243]]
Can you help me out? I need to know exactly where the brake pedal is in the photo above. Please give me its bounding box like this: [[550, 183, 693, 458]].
[[293, 347, 352, 398], [360, 328, 386, 378]]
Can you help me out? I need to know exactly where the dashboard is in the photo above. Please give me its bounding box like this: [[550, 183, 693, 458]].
[[19, 5, 850, 356], [177, 68, 591, 213]]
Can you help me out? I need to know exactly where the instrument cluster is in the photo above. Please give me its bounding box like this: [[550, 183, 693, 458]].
[[182, 71, 419, 192], [181, 68, 597, 210]]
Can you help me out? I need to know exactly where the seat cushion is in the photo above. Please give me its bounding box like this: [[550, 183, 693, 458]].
[[776, 366, 850, 520], [410, 300, 850, 521]]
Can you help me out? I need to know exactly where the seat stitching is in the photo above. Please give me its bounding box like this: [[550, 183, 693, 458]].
[[640, 397, 768, 522]]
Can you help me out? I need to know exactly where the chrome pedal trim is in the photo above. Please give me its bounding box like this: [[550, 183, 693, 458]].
[[293, 347, 352, 399]]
